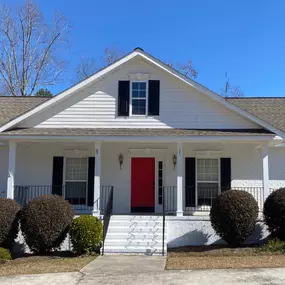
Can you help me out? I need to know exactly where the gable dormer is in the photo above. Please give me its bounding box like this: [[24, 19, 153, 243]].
[[118, 73, 160, 117]]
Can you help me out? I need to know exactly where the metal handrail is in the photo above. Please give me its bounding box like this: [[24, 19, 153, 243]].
[[102, 186, 114, 255]]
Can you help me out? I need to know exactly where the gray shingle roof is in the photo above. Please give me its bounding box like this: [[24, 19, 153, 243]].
[[0, 128, 273, 137], [0, 96, 284, 136], [0, 97, 49, 127], [227, 97, 285, 133]]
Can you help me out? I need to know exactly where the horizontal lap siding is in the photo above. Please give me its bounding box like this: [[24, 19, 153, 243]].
[[33, 58, 259, 129], [0, 146, 8, 197]]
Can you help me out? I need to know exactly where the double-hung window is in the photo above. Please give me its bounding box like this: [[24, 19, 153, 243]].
[[196, 159, 219, 206], [65, 158, 88, 205], [131, 82, 147, 115]]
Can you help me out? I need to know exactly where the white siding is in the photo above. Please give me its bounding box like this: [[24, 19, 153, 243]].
[[0, 145, 8, 197], [20, 58, 259, 129], [2, 141, 283, 213]]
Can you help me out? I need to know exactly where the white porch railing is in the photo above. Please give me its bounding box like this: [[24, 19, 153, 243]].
[[234, 187, 264, 212], [163, 186, 272, 214], [14, 185, 113, 214]]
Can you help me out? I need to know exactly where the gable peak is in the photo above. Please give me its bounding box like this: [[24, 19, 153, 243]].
[[133, 47, 144, 52]]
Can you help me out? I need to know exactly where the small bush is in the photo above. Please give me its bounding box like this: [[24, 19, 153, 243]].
[[264, 188, 285, 240], [0, 198, 20, 248], [0, 247, 12, 260], [210, 190, 258, 246], [20, 195, 74, 253], [261, 238, 285, 253], [70, 216, 103, 254]]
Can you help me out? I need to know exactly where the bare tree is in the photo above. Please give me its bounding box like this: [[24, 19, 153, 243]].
[[75, 45, 124, 81], [222, 73, 244, 97], [227, 86, 244, 97], [167, 60, 198, 78], [75, 46, 198, 81], [102, 45, 123, 65], [75, 56, 97, 81], [0, 0, 70, 96]]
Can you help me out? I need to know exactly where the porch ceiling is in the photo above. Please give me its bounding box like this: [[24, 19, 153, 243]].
[[0, 127, 274, 137]]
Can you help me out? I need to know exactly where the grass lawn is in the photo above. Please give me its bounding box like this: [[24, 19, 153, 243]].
[[166, 245, 285, 270], [0, 253, 97, 276]]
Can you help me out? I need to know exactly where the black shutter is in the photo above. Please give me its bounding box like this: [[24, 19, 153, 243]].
[[87, 157, 95, 207], [52, 157, 64, 195], [220, 158, 231, 191], [185, 157, 196, 207], [148, 80, 160, 116], [118, 81, 130, 116]]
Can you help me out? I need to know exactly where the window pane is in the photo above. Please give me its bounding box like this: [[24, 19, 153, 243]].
[[132, 81, 146, 99], [197, 159, 219, 182], [197, 174, 204, 181], [138, 90, 146, 98], [132, 82, 139, 90], [139, 82, 146, 89], [132, 90, 139, 98], [65, 182, 86, 205], [197, 182, 218, 206], [66, 158, 87, 181], [132, 90, 146, 98], [132, 99, 146, 115], [205, 173, 212, 181], [212, 174, 219, 181]]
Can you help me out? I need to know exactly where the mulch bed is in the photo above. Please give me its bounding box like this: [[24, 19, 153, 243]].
[[0, 251, 96, 276], [166, 245, 285, 269]]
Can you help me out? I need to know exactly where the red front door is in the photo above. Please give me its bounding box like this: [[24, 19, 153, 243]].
[[131, 157, 155, 213]]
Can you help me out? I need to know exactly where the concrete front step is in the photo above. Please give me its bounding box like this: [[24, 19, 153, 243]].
[[108, 221, 163, 227], [107, 227, 166, 234], [106, 233, 164, 240], [102, 246, 166, 255], [111, 215, 163, 220], [103, 215, 167, 255], [104, 240, 163, 247]]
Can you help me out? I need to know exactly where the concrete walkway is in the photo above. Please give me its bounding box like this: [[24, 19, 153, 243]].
[[82, 255, 166, 274], [1, 256, 285, 284]]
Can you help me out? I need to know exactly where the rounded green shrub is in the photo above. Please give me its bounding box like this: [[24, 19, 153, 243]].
[[0, 198, 20, 248], [0, 247, 12, 260], [20, 195, 74, 253], [264, 188, 285, 240], [70, 215, 103, 254], [210, 190, 258, 246]]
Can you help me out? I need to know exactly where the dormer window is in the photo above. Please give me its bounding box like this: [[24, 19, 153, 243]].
[[131, 82, 147, 115], [118, 79, 160, 117]]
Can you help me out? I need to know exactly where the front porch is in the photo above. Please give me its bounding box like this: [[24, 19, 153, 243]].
[[5, 139, 274, 216]]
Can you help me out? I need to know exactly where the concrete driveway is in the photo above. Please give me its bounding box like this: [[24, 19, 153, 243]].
[[1, 256, 285, 284]]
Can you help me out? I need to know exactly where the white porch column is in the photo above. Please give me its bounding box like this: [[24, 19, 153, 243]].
[[7, 141, 16, 199], [176, 142, 183, 216], [262, 143, 270, 201], [93, 142, 101, 216]]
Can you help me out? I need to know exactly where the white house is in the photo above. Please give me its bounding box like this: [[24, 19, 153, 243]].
[[0, 48, 285, 254]]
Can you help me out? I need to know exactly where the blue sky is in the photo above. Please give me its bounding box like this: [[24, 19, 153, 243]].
[[5, 0, 285, 97]]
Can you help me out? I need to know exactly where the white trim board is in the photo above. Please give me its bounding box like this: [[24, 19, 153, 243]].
[[0, 48, 283, 136], [0, 134, 278, 142]]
